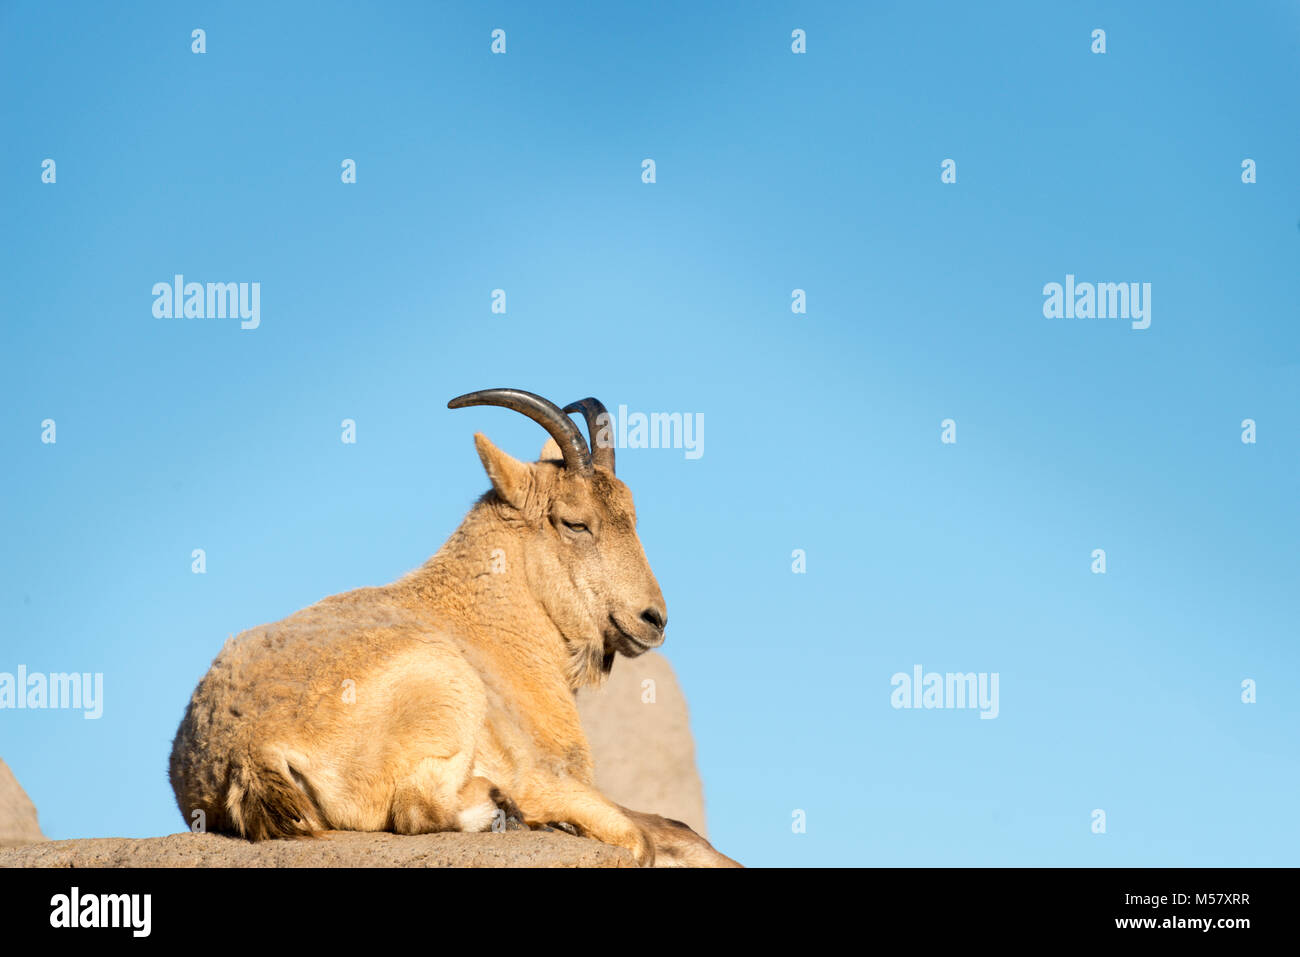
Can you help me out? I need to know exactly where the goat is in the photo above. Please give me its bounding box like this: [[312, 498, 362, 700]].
[[169, 388, 738, 867]]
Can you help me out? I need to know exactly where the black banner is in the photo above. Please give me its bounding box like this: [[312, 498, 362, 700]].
[[0, 866, 1279, 944]]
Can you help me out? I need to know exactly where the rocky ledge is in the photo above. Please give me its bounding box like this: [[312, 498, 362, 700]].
[[0, 829, 634, 868]]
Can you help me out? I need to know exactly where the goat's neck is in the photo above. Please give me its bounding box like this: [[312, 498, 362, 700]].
[[401, 503, 597, 765], [403, 502, 573, 677]]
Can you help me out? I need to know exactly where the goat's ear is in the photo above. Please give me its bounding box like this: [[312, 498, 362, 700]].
[[537, 438, 562, 462], [474, 433, 531, 510]]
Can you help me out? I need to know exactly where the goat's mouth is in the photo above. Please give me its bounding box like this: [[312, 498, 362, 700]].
[[605, 615, 663, 657]]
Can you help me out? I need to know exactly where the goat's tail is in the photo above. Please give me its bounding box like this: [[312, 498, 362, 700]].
[[225, 750, 321, 841]]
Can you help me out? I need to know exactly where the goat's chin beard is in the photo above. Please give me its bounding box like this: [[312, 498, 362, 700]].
[[562, 632, 615, 691], [561, 617, 649, 691]]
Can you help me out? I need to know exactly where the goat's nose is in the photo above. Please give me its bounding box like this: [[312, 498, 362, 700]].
[[641, 606, 667, 632]]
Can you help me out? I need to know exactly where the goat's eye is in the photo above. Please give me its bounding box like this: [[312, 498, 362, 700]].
[[561, 520, 589, 534]]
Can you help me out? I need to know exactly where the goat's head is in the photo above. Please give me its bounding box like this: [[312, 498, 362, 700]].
[[448, 389, 667, 678]]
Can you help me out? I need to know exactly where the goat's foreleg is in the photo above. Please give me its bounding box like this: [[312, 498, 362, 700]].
[[617, 806, 743, 868], [512, 774, 654, 866]]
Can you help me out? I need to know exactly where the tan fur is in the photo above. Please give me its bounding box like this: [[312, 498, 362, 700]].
[[169, 425, 721, 867]]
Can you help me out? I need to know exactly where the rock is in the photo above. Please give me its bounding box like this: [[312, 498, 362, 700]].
[[577, 651, 707, 835], [0, 830, 633, 868], [0, 760, 44, 847]]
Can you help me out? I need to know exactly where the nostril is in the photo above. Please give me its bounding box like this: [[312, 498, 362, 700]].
[[641, 607, 666, 632]]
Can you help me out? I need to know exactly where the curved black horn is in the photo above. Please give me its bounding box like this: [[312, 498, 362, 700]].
[[563, 398, 615, 474], [448, 388, 591, 473]]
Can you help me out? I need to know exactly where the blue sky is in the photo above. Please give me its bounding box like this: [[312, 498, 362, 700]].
[[1, 1, 1297, 866]]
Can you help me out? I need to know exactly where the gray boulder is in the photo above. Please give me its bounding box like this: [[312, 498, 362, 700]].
[[0, 759, 44, 846], [577, 651, 708, 835]]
